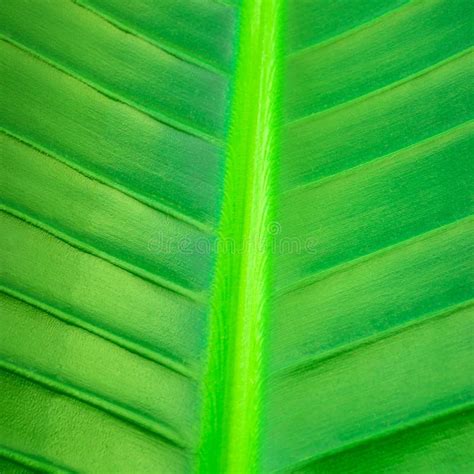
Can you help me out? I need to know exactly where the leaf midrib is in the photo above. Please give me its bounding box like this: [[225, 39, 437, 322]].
[[198, 0, 283, 471]]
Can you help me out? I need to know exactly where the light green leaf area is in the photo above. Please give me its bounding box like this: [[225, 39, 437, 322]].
[[0, 0, 473, 473]]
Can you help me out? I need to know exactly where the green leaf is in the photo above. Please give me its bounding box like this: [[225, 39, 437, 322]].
[[1, 0, 473, 472]]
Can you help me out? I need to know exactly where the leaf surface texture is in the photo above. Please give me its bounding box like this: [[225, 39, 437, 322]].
[[0, 0, 473, 472]]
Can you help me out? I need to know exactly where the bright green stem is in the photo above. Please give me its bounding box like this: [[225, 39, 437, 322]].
[[198, 0, 283, 472]]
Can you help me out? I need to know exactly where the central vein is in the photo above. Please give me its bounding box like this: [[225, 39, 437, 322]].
[[199, 0, 283, 472]]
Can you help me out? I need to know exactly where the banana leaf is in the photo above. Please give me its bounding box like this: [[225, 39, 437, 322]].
[[1, 0, 473, 472]]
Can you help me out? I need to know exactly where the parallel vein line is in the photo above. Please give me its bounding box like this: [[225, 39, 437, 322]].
[[0, 286, 194, 379], [0, 129, 213, 234], [0, 358, 186, 450], [288, 0, 414, 58], [2, 37, 222, 147], [277, 300, 474, 378], [280, 216, 473, 296], [1, 204, 204, 303], [283, 401, 474, 472], [0, 445, 74, 474], [72, 0, 229, 77], [286, 119, 473, 196], [289, 47, 472, 126]]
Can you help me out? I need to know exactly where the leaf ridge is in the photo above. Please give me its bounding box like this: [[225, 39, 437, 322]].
[[0, 287, 193, 379], [289, 47, 473, 125], [0, 204, 203, 303], [0, 446, 74, 474], [281, 215, 473, 296], [1, 37, 221, 147], [72, 0, 230, 77], [277, 300, 474, 378], [285, 119, 473, 196], [283, 401, 474, 473], [0, 129, 212, 234], [288, 0, 413, 58], [0, 358, 186, 449]]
